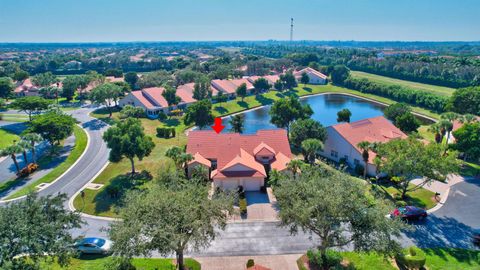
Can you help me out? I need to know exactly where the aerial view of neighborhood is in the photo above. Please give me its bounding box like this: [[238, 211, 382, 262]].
[[0, 0, 479, 269]]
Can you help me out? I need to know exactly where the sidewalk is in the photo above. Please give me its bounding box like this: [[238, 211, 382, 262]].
[[195, 254, 301, 270]]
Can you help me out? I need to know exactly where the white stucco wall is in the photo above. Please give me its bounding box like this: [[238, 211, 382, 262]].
[[320, 127, 378, 176], [306, 73, 327, 85]]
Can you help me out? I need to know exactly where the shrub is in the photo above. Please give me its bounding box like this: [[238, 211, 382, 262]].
[[306, 249, 343, 269], [104, 257, 136, 270], [396, 246, 427, 270], [158, 111, 167, 121], [307, 249, 323, 267], [354, 164, 364, 176], [171, 128, 176, 137], [324, 249, 343, 268], [246, 259, 255, 268], [239, 198, 247, 215], [396, 200, 407, 207], [18, 163, 39, 177], [156, 127, 164, 138]]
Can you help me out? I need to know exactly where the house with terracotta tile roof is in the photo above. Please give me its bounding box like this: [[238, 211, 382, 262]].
[[119, 87, 170, 118], [320, 116, 407, 176], [247, 75, 281, 88], [211, 78, 255, 98], [186, 129, 292, 191], [14, 78, 40, 96], [293, 67, 327, 85]]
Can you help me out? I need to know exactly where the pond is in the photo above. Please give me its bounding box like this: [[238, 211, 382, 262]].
[[207, 93, 433, 134]]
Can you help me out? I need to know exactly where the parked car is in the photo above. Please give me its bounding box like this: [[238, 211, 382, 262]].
[[75, 237, 112, 254], [390, 206, 427, 220]]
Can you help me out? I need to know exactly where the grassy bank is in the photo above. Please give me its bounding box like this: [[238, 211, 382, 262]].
[[4, 125, 88, 199], [0, 128, 20, 149], [351, 71, 456, 97], [41, 255, 200, 270]]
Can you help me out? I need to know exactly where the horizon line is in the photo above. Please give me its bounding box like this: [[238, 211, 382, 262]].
[[1, 39, 480, 45]]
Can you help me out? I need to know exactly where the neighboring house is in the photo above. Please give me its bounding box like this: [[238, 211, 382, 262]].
[[320, 116, 407, 176], [186, 129, 292, 191], [449, 117, 480, 143], [119, 85, 201, 118], [247, 74, 281, 87], [119, 87, 170, 118], [211, 78, 255, 98], [14, 79, 40, 96], [293, 67, 327, 85], [105, 76, 125, 83]]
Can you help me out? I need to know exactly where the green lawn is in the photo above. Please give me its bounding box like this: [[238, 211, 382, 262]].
[[461, 161, 480, 177], [377, 183, 437, 209], [351, 71, 456, 97], [0, 128, 20, 149], [74, 112, 187, 217], [298, 248, 479, 270], [4, 125, 88, 199], [41, 255, 200, 270]]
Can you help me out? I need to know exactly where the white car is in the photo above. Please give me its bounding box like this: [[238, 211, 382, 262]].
[[75, 237, 112, 254]]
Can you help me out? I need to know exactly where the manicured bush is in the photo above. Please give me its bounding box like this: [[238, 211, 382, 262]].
[[396, 246, 426, 270], [156, 127, 164, 138], [239, 198, 247, 215], [246, 259, 255, 268], [306, 249, 343, 269], [158, 111, 167, 121]]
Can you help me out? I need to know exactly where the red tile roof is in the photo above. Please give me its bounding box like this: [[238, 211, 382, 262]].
[[332, 116, 407, 163], [211, 78, 254, 94], [187, 129, 292, 180], [176, 83, 197, 104], [15, 78, 37, 93]]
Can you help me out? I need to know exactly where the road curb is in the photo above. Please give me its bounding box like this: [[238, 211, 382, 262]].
[[426, 187, 450, 214], [68, 161, 119, 222], [0, 123, 91, 203]]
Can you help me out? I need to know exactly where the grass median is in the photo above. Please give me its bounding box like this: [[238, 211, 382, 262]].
[[4, 125, 88, 199]]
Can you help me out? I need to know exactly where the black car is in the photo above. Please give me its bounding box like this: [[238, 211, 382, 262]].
[[391, 206, 428, 220]]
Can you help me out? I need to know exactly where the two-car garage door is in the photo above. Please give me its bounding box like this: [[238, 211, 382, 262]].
[[214, 178, 263, 191]]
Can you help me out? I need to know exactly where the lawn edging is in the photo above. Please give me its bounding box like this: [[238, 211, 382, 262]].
[[0, 124, 90, 202]]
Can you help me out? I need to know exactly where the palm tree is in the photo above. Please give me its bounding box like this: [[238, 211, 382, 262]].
[[287, 159, 303, 178], [21, 133, 42, 163], [427, 123, 442, 144], [301, 139, 323, 165], [459, 114, 477, 124], [165, 146, 183, 168], [229, 114, 244, 133], [441, 112, 459, 144], [17, 140, 32, 165], [0, 144, 24, 174], [437, 119, 453, 144], [357, 141, 372, 179]]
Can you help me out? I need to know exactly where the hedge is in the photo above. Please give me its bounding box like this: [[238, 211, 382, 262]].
[[156, 127, 176, 138], [396, 246, 427, 270], [342, 77, 448, 112]]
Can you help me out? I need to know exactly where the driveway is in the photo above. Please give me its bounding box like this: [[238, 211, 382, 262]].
[[402, 178, 480, 249]]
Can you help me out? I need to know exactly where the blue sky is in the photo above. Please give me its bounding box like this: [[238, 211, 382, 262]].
[[1, 0, 479, 42]]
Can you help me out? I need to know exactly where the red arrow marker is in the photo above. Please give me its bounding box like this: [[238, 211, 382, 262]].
[[211, 117, 225, 134]]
